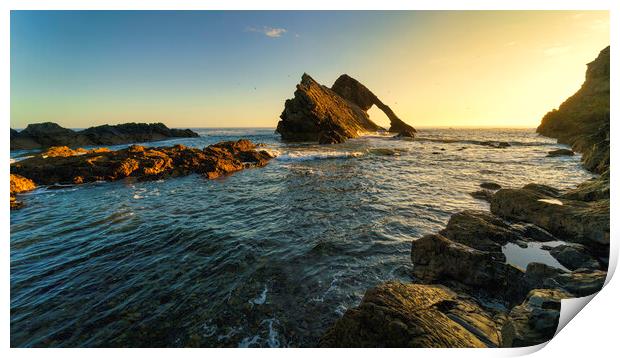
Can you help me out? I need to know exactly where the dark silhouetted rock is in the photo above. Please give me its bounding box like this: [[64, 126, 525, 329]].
[[546, 149, 575, 157], [470, 190, 494, 202], [276, 74, 415, 144], [480, 182, 502, 190], [320, 282, 503, 347], [480, 141, 511, 149], [537, 46, 609, 174], [501, 289, 572, 347], [10, 122, 199, 150]]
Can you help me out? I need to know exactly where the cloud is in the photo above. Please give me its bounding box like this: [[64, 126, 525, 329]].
[[247, 26, 287, 38], [544, 45, 571, 56]]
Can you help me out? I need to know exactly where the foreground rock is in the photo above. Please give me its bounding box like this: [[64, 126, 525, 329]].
[[562, 170, 609, 202], [411, 233, 526, 303], [320, 282, 503, 347], [549, 244, 601, 271], [10, 140, 273, 187], [537, 46, 609, 173], [490, 184, 609, 252], [10, 122, 199, 150], [10, 174, 36, 209], [500, 289, 572, 347], [276, 74, 415, 144]]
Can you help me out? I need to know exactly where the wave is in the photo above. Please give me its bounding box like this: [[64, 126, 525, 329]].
[[275, 150, 364, 162], [414, 137, 555, 147]]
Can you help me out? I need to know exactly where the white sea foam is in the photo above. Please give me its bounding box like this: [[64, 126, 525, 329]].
[[249, 285, 268, 305], [238, 335, 261, 347], [261, 318, 281, 348], [276, 150, 363, 162]]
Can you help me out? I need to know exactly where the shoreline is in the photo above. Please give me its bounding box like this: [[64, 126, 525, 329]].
[[319, 46, 610, 348]]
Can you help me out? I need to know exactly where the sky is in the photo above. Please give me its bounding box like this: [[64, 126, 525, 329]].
[[10, 10, 609, 129]]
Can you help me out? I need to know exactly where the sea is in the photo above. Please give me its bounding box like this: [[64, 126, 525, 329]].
[[10, 128, 594, 347]]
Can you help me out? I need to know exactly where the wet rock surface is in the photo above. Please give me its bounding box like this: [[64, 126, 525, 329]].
[[500, 289, 572, 347], [320, 282, 504, 348], [549, 244, 601, 271], [490, 185, 609, 249], [10, 122, 199, 150], [276, 74, 415, 143], [411, 233, 526, 303], [10, 139, 273, 197]]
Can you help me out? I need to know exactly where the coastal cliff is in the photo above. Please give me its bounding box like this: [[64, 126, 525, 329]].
[[321, 46, 610, 347], [10, 122, 199, 150], [276, 74, 416, 144], [537, 46, 610, 174]]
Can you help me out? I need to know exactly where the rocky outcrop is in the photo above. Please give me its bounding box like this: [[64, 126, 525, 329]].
[[10, 174, 36, 209], [411, 233, 526, 303], [11, 140, 273, 189], [10, 122, 199, 150], [490, 185, 609, 251], [276, 74, 415, 144], [480, 182, 502, 190], [549, 244, 601, 271], [546, 149, 574, 157], [438, 210, 519, 257], [562, 170, 609, 202], [500, 289, 572, 347], [331, 74, 416, 137], [320, 282, 504, 348], [537, 46, 609, 173]]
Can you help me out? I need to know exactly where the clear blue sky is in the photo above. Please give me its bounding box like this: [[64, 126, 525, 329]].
[[11, 11, 609, 129]]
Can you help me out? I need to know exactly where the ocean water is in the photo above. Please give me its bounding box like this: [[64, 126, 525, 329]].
[[10, 128, 593, 347]]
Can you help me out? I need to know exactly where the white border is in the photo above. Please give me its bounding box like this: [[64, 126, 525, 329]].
[[2, 1, 617, 357]]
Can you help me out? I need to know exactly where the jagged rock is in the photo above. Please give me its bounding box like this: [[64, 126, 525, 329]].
[[490, 185, 609, 249], [501, 289, 572, 347], [546, 149, 575, 157], [480, 182, 502, 190], [537, 46, 609, 174], [331, 74, 416, 137], [10, 122, 199, 150], [438, 210, 520, 257], [549, 244, 601, 271], [562, 170, 609, 202], [10, 174, 36, 209], [320, 282, 504, 347], [524, 263, 606, 297], [543, 269, 606, 297], [40, 146, 112, 158], [10, 140, 273, 187], [276, 74, 415, 144], [411, 233, 525, 303], [523, 263, 566, 290]]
